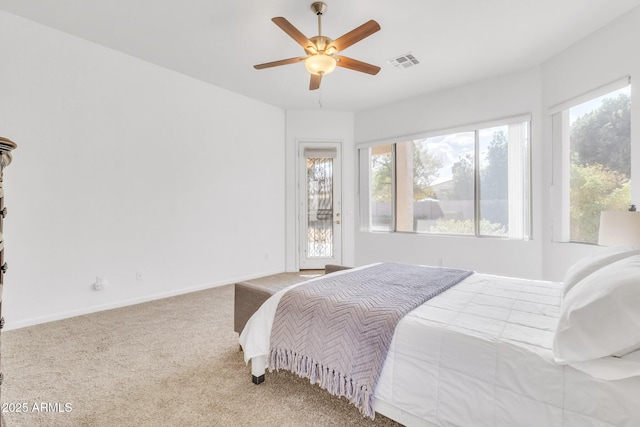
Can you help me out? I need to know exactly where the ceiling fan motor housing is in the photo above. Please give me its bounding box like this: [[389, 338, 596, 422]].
[[309, 35, 332, 53]]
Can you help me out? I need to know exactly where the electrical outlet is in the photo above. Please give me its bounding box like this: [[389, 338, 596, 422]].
[[94, 276, 108, 290]]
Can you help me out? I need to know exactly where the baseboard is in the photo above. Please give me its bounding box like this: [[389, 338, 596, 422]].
[[4, 268, 283, 331]]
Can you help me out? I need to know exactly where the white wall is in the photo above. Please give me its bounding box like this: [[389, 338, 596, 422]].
[[0, 12, 286, 329], [540, 6, 640, 279], [284, 110, 355, 271], [354, 68, 545, 279]]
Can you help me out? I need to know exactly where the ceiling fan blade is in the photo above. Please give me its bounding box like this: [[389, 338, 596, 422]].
[[272, 17, 315, 53], [254, 57, 307, 69], [309, 74, 322, 90], [334, 56, 381, 75], [328, 20, 380, 53]]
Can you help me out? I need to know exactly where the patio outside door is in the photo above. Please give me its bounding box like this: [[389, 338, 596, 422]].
[[299, 142, 342, 269]]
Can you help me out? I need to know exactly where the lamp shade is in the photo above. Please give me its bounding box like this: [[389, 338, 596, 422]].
[[598, 211, 640, 248], [305, 54, 337, 76]]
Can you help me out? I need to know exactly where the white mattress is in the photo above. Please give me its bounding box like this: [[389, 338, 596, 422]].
[[240, 268, 640, 426]]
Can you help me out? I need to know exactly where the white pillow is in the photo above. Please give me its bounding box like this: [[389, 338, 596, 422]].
[[554, 255, 640, 364], [561, 246, 639, 298]]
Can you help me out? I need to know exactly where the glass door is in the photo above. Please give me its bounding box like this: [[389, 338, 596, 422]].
[[299, 143, 342, 269]]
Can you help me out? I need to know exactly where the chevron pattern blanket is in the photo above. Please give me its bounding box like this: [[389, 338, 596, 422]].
[[268, 262, 473, 418]]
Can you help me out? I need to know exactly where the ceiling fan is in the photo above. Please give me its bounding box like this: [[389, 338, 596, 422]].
[[254, 2, 381, 90]]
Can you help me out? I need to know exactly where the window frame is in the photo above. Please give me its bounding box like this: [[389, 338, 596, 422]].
[[358, 114, 532, 239], [549, 76, 631, 244]]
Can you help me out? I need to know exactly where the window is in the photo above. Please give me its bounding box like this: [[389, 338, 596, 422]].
[[360, 116, 531, 239], [369, 144, 394, 231], [551, 78, 631, 244]]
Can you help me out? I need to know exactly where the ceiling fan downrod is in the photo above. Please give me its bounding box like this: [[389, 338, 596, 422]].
[[311, 2, 327, 36]]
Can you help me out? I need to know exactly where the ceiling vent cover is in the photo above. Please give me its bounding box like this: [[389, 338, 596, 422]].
[[387, 53, 420, 69]]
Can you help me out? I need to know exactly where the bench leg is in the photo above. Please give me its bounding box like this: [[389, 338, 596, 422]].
[[251, 355, 266, 384]]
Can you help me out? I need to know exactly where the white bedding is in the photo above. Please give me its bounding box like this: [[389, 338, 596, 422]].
[[239, 267, 640, 427]]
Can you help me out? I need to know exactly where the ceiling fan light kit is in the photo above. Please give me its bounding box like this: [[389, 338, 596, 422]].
[[254, 2, 381, 90], [305, 54, 336, 76]]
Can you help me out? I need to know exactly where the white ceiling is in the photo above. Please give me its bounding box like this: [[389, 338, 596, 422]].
[[1, 0, 639, 112]]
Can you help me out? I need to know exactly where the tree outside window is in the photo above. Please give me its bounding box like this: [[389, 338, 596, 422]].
[[569, 87, 631, 243], [366, 119, 529, 238]]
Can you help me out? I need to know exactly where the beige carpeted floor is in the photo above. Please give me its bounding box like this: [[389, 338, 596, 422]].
[[1, 272, 403, 427]]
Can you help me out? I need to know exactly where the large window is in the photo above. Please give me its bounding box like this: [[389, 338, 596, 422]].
[[551, 78, 631, 244], [360, 116, 531, 239]]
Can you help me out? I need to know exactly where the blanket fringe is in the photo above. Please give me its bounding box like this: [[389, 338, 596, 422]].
[[269, 348, 375, 418]]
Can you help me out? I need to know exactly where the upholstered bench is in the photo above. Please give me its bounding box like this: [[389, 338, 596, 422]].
[[234, 264, 351, 335]]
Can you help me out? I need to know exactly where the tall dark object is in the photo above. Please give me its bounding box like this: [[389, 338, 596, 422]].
[[0, 136, 16, 427]]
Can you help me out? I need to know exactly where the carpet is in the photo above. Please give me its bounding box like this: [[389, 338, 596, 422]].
[[1, 272, 403, 426]]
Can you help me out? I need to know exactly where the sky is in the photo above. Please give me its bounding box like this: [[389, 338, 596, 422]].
[[417, 125, 508, 185]]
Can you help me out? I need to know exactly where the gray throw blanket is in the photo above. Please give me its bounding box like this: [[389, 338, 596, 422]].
[[269, 262, 473, 418]]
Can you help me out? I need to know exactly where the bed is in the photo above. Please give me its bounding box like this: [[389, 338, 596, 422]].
[[239, 249, 640, 426]]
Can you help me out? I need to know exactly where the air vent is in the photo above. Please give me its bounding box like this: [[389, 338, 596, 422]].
[[387, 53, 420, 69]]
